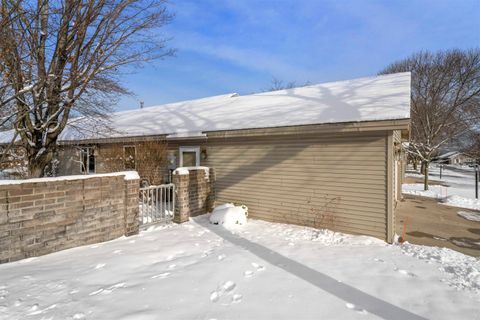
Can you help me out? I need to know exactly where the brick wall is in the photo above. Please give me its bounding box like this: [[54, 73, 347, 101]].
[[0, 173, 140, 263], [173, 168, 215, 223]]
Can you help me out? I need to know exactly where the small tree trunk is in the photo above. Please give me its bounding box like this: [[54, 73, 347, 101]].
[[420, 161, 425, 175], [423, 161, 429, 191], [413, 160, 418, 171], [27, 147, 54, 178], [28, 161, 46, 178]]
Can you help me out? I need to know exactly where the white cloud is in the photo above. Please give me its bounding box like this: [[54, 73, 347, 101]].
[[173, 31, 315, 80]]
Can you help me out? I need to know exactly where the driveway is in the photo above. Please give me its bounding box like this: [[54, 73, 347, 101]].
[[396, 194, 480, 257]]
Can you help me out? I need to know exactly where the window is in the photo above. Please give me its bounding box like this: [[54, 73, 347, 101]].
[[179, 146, 200, 167], [124, 146, 136, 170], [80, 147, 95, 174]]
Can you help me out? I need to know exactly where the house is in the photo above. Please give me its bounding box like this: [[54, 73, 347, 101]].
[[8, 72, 412, 243], [433, 151, 474, 165]]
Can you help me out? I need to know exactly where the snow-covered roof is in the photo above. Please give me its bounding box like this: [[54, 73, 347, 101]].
[[1, 72, 411, 143], [437, 151, 461, 159]]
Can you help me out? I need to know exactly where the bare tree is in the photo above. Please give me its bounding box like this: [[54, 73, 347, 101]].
[[462, 130, 480, 162], [0, 0, 174, 177], [379, 49, 480, 190], [261, 77, 311, 92]]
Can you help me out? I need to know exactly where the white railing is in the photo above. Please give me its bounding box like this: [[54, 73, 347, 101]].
[[139, 183, 175, 226]]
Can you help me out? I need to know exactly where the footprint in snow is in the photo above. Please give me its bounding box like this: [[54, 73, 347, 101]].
[[168, 264, 176, 270], [209, 281, 238, 303], [95, 263, 106, 269], [251, 262, 265, 271], [28, 304, 57, 315], [72, 313, 86, 319], [222, 281, 236, 292], [201, 250, 213, 257], [244, 270, 254, 278], [29, 304, 39, 312], [89, 283, 126, 296], [113, 250, 123, 254], [373, 258, 384, 263], [345, 303, 368, 314], [0, 290, 8, 300], [152, 272, 170, 279], [396, 269, 416, 277], [210, 291, 220, 302], [217, 254, 226, 261], [231, 294, 243, 303]]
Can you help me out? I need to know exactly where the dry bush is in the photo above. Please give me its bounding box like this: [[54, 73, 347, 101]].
[[135, 140, 168, 185], [306, 195, 341, 230], [98, 140, 168, 185], [0, 145, 28, 179], [97, 144, 125, 173]]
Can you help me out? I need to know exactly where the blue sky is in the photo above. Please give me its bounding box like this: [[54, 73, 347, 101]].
[[116, 0, 480, 111]]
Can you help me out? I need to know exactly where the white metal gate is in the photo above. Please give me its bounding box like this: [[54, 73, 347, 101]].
[[139, 184, 175, 226]]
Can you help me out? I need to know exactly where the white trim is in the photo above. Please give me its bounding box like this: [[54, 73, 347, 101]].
[[179, 146, 200, 167], [80, 146, 96, 174]]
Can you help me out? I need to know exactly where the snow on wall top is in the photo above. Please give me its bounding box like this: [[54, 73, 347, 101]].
[[1, 72, 411, 143], [0, 171, 140, 185]]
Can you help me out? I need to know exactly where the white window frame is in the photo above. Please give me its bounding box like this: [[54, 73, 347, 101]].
[[123, 145, 137, 170], [179, 146, 200, 167], [80, 146, 96, 174]]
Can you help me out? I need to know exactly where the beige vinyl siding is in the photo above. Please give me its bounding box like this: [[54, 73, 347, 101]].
[[203, 132, 388, 240]]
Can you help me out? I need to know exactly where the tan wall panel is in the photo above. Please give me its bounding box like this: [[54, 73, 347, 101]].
[[203, 132, 388, 240]]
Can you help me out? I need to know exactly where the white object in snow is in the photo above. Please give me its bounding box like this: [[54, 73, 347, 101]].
[[209, 204, 248, 227]]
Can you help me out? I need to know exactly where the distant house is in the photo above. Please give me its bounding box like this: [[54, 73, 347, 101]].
[[2, 73, 411, 243], [433, 151, 474, 165]]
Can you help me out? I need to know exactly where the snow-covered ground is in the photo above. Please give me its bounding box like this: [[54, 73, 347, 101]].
[[403, 164, 480, 210], [0, 215, 479, 320]]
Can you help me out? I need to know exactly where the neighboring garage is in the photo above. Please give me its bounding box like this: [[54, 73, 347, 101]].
[[54, 72, 411, 243]]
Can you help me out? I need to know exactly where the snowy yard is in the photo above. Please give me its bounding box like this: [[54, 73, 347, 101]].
[[403, 164, 480, 211], [0, 215, 479, 320]]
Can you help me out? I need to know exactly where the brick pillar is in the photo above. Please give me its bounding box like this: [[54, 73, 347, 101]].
[[206, 168, 216, 212], [173, 171, 190, 223], [124, 178, 140, 236]]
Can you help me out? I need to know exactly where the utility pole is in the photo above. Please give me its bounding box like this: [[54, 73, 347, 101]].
[[476, 164, 479, 200]]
